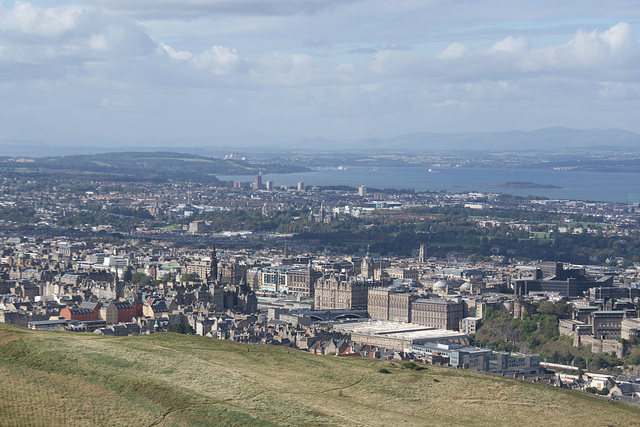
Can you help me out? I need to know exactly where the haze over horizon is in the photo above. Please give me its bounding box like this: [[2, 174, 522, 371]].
[[1, 1, 639, 153]]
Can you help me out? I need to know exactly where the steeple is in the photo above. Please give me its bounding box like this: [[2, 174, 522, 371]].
[[361, 246, 374, 280], [114, 270, 123, 300], [209, 245, 218, 282], [419, 242, 426, 264]]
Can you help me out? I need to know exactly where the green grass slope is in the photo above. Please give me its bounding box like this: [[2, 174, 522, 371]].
[[1, 323, 639, 426]]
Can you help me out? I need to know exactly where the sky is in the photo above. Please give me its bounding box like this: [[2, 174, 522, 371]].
[[1, 0, 639, 152]]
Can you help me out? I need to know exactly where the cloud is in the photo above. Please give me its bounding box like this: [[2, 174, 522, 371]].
[[92, 0, 351, 19], [347, 44, 410, 55], [598, 81, 640, 100], [548, 22, 640, 70], [437, 42, 471, 60], [348, 47, 378, 55], [0, 2, 155, 75], [0, 1, 84, 38], [0, 1, 639, 144], [250, 52, 318, 85], [191, 45, 246, 76], [369, 23, 640, 82], [6, 3, 632, 89], [158, 43, 192, 60]]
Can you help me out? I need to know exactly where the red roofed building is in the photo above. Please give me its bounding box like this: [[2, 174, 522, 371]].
[[60, 302, 102, 321]]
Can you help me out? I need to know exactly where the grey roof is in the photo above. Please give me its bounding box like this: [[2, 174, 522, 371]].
[[150, 302, 168, 312], [79, 301, 100, 311], [68, 308, 94, 315], [113, 301, 133, 309], [413, 299, 459, 305]]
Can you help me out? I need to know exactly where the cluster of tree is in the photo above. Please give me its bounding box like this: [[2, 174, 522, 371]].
[[188, 209, 307, 233], [106, 206, 154, 219], [0, 206, 40, 224], [170, 323, 195, 334], [530, 157, 640, 174], [405, 205, 604, 224], [67, 185, 143, 196], [473, 302, 640, 370], [298, 208, 640, 264], [130, 272, 156, 287], [7, 152, 309, 183], [472, 304, 568, 354], [585, 387, 610, 395], [545, 231, 640, 267], [0, 177, 51, 194], [180, 273, 201, 283], [181, 205, 638, 264], [56, 211, 150, 230]]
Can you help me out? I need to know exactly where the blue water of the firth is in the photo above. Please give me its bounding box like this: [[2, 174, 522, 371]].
[[217, 167, 640, 203]]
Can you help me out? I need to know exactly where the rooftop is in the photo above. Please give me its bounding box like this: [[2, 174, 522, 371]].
[[332, 320, 467, 343]]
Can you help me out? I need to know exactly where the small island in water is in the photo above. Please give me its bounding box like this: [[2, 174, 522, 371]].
[[482, 181, 562, 189]]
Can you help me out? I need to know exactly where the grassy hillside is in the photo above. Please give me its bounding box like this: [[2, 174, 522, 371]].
[[1, 324, 639, 426]]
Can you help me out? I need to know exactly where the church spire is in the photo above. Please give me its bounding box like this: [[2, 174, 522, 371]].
[[114, 270, 123, 300], [210, 245, 218, 282]]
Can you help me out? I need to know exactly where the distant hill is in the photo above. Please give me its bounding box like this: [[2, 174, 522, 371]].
[[4, 127, 639, 158], [357, 127, 640, 152], [1, 323, 638, 426], [0, 151, 310, 183]]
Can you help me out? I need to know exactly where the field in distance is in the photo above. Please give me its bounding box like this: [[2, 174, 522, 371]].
[[1, 323, 639, 426]]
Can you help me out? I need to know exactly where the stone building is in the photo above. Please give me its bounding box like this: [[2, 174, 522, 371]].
[[559, 306, 638, 357], [389, 293, 413, 323], [184, 261, 210, 282], [285, 265, 322, 297], [460, 317, 482, 335], [314, 274, 372, 310], [218, 262, 247, 286], [411, 299, 465, 331], [418, 243, 427, 264], [368, 287, 391, 321], [367, 287, 414, 323], [184, 250, 218, 282], [259, 264, 321, 296], [385, 267, 419, 281], [222, 280, 258, 314], [209, 284, 225, 312], [60, 301, 102, 321], [308, 202, 334, 223], [361, 249, 375, 280], [621, 318, 640, 340], [9, 280, 41, 300], [105, 300, 143, 324], [592, 311, 629, 340]]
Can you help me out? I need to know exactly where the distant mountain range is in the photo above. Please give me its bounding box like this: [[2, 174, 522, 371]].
[[1, 127, 639, 157], [354, 127, 640, 152]]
